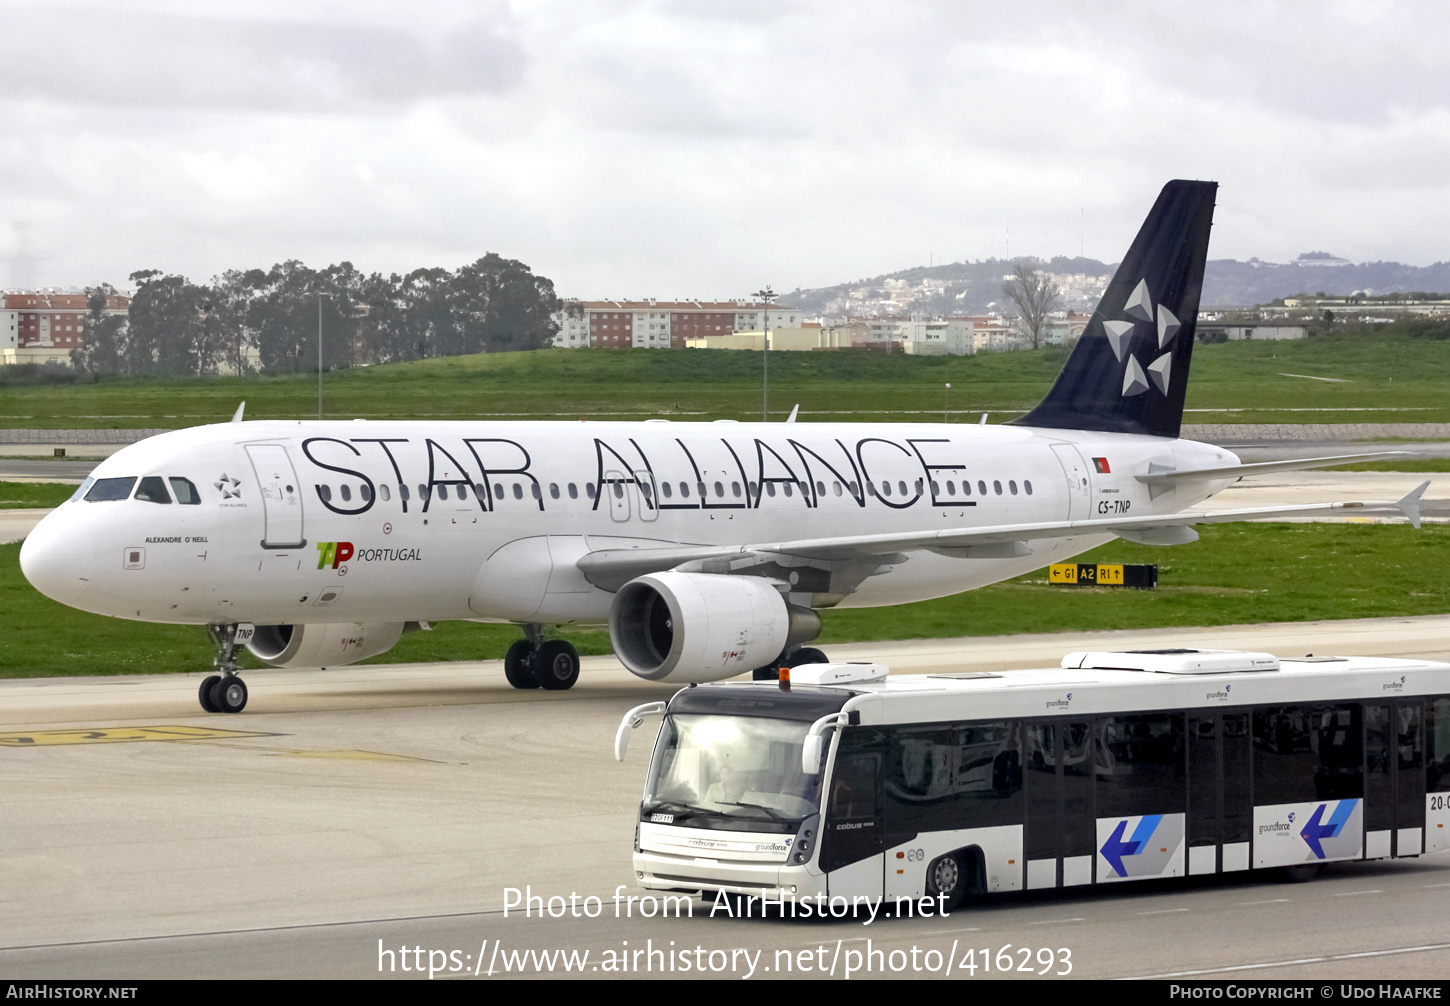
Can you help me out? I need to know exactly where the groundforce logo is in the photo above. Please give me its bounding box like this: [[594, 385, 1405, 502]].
[[316, 541, 422, 569]]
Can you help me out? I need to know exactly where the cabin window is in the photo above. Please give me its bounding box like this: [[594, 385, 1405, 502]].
[[783, 482, 793, 497], [169, 477, 201, 505], [379, 484, 391, 502], [640, 482, 653, 499], [586, 483, 597, 499], [833, 481, 842, 496], [135, 476, 171, 504], [612, 482, 623, 499], [1024, 480, 1033, 495], [977, 480, 986, 495], [696, 481, 707, 498], [568, 483, 579, 500], [930, 480, 939, 495], [318, 485, 333, 503], [880, 481, 891, 497], [341, 484, 353, 502], [531, 483, 542, 500], [513, 483, 524, 500], [732, 482, 742, 497], [993, 480, 1002, 495], [549, 483, 560, 500], [661, 482, 673, 499], [679, 482, 690, 498], [440, 485, 451, 501], [359, 483, 373, 503], [399, 484, 410, 501], [900, 481, 909, 496], [866, 482, 877, 497], [915, 479, 923, 495], [766, 482, 777, 497], [493, 483, 504, 498], [848, 481, 859, 496], [1009, 480, 1018, 495], [945, 481, 955, 496], [714, 481, 724, 498]]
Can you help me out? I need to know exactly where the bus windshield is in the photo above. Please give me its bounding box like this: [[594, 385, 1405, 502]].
[[645, 714, 822, 830]]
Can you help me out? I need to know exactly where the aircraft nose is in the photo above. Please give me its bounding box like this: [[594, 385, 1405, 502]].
[[20, 515, 95, 608]]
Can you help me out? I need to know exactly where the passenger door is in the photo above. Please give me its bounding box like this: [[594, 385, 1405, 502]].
[[246, 444, 306, 549]]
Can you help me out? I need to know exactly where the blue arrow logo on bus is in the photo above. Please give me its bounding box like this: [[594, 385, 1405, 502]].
[[1299, 800, 1355, 859], [1100, 814, 1163, 877]]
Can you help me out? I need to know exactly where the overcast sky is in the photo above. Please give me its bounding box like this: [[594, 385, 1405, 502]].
[[2, 1, 1448, 298]]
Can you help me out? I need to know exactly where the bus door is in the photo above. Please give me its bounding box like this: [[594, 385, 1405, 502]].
[[1024, 719, 1095, 888], [1187, 712, 1252, 874], [823, 747, 884, 899], [1366, 701, 1425, 857]]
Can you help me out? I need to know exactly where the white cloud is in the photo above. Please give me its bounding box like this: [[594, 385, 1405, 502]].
[[2, 0, 1449, 297]]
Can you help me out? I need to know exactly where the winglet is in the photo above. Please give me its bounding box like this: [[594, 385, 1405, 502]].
[[1397, 481, 1430, 529], [231, 401, 245, 424], [786, 404, 799, 423]]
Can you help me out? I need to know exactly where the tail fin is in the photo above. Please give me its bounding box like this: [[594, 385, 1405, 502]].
[[1012, 180, 1217, 438]]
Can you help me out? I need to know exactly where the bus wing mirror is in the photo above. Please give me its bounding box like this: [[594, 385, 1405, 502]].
[[802, 712, 849, 775], [614, 701, 666, 762]]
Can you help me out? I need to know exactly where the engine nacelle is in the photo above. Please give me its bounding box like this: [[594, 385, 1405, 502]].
[[246, 621, 407, 669], [609, 571, 818, 683]]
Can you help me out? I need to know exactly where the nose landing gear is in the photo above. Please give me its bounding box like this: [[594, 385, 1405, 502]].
[[504, 624, 581, 691], [200, 623, 250, 713]]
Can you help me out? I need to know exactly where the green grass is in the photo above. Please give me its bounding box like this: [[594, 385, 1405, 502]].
[[3, 337, 1450, 428], [1327, 459, 1450, 472], [3, 522, 1446, 678], [0, 482, 79, 508]]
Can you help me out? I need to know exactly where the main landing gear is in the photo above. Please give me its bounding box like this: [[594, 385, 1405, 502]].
[[752, 646, 829, 682], [504, 624, 581, 691], [199, 623, 249, 714]]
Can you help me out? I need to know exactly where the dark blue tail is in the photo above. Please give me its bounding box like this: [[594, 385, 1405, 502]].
[[1012, 180, 1217, 439]]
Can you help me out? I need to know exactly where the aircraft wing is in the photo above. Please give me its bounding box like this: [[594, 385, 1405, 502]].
[[576, 483, 1429, 586], [1135, 451, 1416, 486]]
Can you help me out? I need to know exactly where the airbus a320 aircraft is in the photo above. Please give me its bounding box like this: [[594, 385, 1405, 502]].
[[20, 181, 1427, 713]]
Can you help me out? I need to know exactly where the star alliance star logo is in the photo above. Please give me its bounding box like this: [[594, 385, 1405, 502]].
[[215, 473, 242, 499], [1103, 278, 1179, 398]]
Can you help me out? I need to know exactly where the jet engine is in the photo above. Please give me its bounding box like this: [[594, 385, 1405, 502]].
[[609, 571, 820, 684], [246, 621, 407, 668]]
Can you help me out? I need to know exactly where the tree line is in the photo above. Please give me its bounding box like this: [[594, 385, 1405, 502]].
[[72, 254, 565, 377]]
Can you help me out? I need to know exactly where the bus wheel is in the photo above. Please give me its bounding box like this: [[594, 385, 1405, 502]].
[[1279, 863, 1323, 883], [926, 852, 966, 911]]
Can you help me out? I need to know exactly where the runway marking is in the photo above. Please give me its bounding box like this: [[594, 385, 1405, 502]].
[[1333, 889, 1383, 897], [264, 748, 434, 763], [1028, 917, 1085, 926], [1135, 907, 1190, 916], [1122, 941, 1450, 980], [0, 725, 273, 747], [1236, 898, 1289, 905]]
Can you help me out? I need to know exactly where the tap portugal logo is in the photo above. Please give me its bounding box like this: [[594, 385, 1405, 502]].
[[317, 541, 355, 569]]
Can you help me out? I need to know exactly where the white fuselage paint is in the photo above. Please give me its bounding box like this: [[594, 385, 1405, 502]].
[[20, 419, 1236, 627]]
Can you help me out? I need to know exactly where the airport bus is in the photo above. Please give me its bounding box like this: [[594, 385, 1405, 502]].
[[613, 650, 1450, 910]]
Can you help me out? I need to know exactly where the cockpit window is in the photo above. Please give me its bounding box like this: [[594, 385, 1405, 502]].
[[70, 477, 94, 502], [84, 477, 137, 502], [134, 476, 172, 504], [169, 477, 201, 505]]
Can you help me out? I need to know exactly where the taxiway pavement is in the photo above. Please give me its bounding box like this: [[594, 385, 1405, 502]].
[[2, 615, 1449, 979]]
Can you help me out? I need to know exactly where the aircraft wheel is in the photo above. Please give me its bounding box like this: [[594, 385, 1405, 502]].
[[199, 675, 221, 713], [925, 852, 966, 912], [535, 640, 580, 691], [504, 640, 538, 689], [787, 647, 829, 667], [211, 675, 248, 714]]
